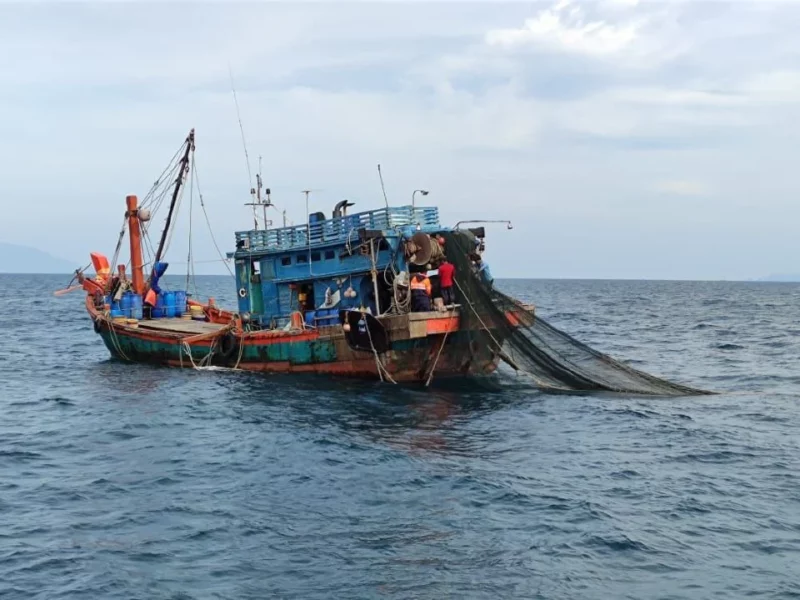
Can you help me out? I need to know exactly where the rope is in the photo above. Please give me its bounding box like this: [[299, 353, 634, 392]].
[[106, 319, 131, 362], [362, 313, 396, 384], [180, 337, 219, 370], [424, 307, 456, 387], [232, 325, 246, 370]]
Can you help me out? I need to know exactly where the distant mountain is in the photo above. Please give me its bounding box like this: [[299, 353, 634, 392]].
[[755, 274, 800, 282], [0, 242, 79, 274]]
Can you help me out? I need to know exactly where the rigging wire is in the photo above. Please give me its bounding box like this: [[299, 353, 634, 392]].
[[159, 168, 188, 263], [185, 164, 194, 295], [140, 139, 189, 208], [143, 162, 182, 215], [229, 65, 258, 229], [108, 216, 129, 274], [193, 157, 235, 279]]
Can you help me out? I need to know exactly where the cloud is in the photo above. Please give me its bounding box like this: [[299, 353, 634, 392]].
[[485, 0, 641, 57], [654, 180, 711, 197], [2, 1, 800, 279], [740, 70, 800, 104]]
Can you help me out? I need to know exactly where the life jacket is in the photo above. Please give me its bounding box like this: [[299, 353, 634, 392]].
[[410, 275, 431, 295]]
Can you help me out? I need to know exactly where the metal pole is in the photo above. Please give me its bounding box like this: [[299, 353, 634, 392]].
[[412, 189, 429, 209], [454, 219, 513, 230], [155, 129, 194, 265], [370, 239, 381, 315], [302, 190, 312, 274]]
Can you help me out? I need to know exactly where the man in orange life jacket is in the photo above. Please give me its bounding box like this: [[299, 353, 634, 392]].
[[410, 272, 432, 312]]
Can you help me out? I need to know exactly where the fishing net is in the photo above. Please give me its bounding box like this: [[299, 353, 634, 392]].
[[440, 230, 711, 396]]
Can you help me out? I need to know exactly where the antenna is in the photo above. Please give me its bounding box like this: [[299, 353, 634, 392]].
[[301, 190, 312, 273], [377, 163, 389, 209], [256, 156, 262, 203], [256, 155, 270, 232], [229, 64, 257, 229]]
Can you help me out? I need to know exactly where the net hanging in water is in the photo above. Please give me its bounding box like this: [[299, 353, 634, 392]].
[[441, 231, 712, 397]]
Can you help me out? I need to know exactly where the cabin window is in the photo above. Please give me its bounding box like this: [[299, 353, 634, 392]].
[[261, 259, 276, 280], [250, 260, 261, 284], [297, 254, 308, 264], [281, 256, 292, 266], [324, 250, 335, 261], [311, 252, 321, 262]]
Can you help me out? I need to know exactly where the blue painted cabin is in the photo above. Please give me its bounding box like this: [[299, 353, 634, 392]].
[[228, 204, 442, 329]]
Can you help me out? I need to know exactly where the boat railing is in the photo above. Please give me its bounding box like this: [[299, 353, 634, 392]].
[[235, 205, 440, 253]]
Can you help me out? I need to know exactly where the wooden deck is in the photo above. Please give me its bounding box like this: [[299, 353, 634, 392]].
[[136, 318, 227, 336]]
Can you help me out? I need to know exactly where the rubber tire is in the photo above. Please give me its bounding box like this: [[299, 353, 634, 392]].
[[218, 332, 239, 364]]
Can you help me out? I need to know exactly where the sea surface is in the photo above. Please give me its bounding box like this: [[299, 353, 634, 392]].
[[1, 274, 799, 599]]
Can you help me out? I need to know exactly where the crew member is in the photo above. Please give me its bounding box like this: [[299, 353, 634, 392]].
[[474, 255, 494, 287], [437, 258, 455, 306], [410, 271, 432, 312]]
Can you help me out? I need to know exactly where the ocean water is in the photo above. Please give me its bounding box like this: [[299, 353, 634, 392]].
[[1, 274, 799, 599]]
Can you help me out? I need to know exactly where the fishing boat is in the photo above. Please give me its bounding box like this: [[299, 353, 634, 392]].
[[70, 129, 531, 385]]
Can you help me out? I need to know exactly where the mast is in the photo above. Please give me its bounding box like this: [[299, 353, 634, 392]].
[[154, 128, 195, 265], [126, 194, 145, 295]]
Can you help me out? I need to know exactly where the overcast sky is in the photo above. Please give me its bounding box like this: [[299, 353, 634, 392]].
[[0, 1, 798, 279]]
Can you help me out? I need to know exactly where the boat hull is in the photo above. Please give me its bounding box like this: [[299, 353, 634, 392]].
[[89, 298, 501, 383], [96, 323, 500, 382]]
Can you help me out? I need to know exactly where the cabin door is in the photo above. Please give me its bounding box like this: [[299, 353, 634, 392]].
[[248, 259, 264, 315]]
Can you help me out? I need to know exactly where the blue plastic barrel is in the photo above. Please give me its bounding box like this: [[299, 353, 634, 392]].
[[110, 300, 124, 318], [163, 291, 177, 318], [121, 292, 134, 318], [315, 308, 337, 326], [131, 294, 143, 320], [304, 310, 316, 326], [152, 293, 165, 318], [174, 291, 187, 316]]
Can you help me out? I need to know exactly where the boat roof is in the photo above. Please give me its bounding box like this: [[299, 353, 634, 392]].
[[231, 205, 442, 257]]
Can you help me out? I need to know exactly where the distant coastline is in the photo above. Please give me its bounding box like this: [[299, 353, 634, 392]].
[[0, 242, 78, 274], [752, 274, 800, 283], [2, 240, 799, 282]]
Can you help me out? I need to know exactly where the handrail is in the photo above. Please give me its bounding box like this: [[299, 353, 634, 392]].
[[235, 205, 439, 253]]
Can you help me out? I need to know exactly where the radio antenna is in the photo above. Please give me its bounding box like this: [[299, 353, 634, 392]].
[[377, 163, 389, 209]]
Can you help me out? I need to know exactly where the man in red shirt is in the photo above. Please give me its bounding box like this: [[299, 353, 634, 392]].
[[437, 258, 455, 306]]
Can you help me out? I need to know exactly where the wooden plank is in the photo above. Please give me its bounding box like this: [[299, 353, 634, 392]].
[[408, 309, 461, 321], [136, 319, 227, 336], [426, 314, 460, 335]]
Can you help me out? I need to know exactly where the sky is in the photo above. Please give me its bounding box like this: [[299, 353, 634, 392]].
[[1, 0, 799, 280]]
